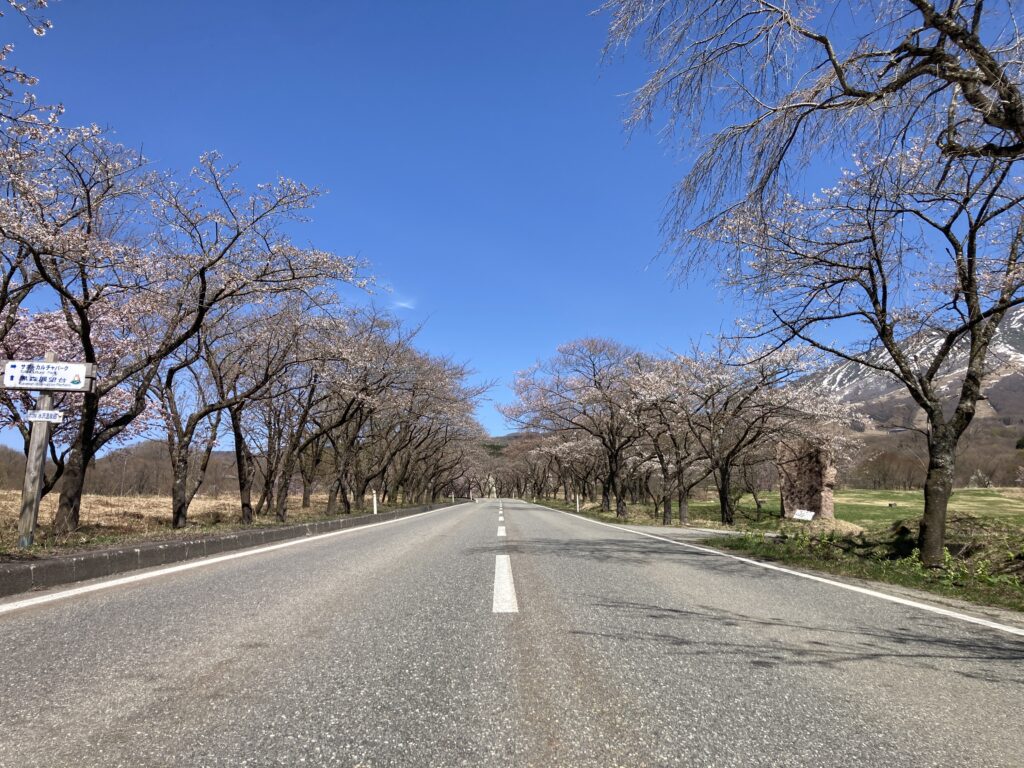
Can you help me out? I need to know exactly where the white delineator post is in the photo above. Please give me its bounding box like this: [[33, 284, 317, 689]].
[[576, 493, 580, 513], [17, 351, 57, 549], [372, 490, 378, 515]]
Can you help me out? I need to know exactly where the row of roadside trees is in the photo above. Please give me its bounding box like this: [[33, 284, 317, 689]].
[[489, 337, 852, 526], [0, 7, 485, 534], [597, 0, 1024, 566]]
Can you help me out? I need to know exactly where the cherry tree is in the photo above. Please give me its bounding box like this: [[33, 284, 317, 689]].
[[369, 352, 485, 504], [603, 0, 1024, 226], [0, 304, 162, 495], [675, 342, 851, 524], [504, 339, 645, 518], [605, 0, 1024, 563], [485, 433, 558, 502], [547, 432, 605, 504], [629, 355, 710, 524], [248, 313, 368, 522], [154, 300, 311, 528], [2, 128, 361, 533], [710, 149, 1024, 560], [311, 311, 422, 513]]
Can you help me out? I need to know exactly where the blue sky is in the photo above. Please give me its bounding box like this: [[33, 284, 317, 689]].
[[8, 0, 742, 435]]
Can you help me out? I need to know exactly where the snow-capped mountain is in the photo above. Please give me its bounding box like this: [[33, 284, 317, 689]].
[[810, 307, 1024, 427]]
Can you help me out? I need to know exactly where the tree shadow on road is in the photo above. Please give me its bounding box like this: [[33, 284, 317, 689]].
[[468, 536, 776, 579], [468, 535, 1024, 683], [571, 598, 1024, 684]]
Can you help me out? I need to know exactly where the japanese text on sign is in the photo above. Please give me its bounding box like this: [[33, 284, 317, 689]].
[[3, 360, 96, 392]]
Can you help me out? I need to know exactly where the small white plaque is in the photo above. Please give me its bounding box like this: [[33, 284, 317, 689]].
[[792, 509, 816, 521], [27, 410, 64, 424]]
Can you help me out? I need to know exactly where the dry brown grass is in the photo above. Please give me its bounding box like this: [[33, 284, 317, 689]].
[[0, 490, 384, 559]]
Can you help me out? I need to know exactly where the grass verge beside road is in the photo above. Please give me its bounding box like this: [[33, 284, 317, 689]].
[[536, 489, 1024, 612], [0, 490, 421, 560]]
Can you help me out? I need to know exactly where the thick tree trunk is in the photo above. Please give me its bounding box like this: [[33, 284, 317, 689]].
[[273, 458, 296, 522], [274, 480, 289, 522], [601, 479, 611, 512], [171, 453, 190, 529], [230, 408, 255, 524], [54, 448, 87, 535], [918, 435, 956, 567], [301, 477, 312, 509], [353, 476, 371, 511], [614, 478, 628, 519], [238, 471, 254, 524], [717, 466, 734, 525], [657, 462, 672, 525], [678, 489, 689, 525], [326, 479, 340, 516]]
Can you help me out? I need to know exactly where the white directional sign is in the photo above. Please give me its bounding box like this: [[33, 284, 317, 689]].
[[3, 360, 96, 392], [26, 410, 64, 424]]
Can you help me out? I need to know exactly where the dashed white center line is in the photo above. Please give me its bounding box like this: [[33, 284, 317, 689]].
[[497, 526, 506, 537], [492, 554, 518, 613]]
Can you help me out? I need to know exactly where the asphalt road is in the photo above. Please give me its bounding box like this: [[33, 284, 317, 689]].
[[1, 500, 1022, 767]]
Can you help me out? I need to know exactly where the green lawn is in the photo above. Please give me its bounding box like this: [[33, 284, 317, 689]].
[[672, 487, 1024, 530], [831, 488, 1024, 527]]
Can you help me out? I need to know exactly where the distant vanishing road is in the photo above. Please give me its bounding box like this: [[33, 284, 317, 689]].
[[1, 500, 1023, 767]]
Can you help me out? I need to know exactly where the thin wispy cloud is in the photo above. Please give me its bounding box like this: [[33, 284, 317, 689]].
[[393, 298, 417, 310]]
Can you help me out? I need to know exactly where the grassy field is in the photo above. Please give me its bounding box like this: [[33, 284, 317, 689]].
[[0, 489, 410, 559], [819, 487, 1024, 526], [543, 487, 1024, 528], [539, 488, 1024, 612]]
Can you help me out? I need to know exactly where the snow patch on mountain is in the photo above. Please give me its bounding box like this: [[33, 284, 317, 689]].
[[811, 307, 1024, 424]]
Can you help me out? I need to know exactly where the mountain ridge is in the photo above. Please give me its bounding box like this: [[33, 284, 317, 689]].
[[809, 307, 1024, 428]]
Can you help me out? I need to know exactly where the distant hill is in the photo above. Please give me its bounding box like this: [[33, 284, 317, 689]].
[[804, 308, 1024, 486], [810, 307, 1024, 429]]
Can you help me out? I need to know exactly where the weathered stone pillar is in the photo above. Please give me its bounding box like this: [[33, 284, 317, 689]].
[[777, 440, 835, 520]]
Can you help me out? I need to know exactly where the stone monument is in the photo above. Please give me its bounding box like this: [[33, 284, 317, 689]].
[[777, 440, 836, 520]]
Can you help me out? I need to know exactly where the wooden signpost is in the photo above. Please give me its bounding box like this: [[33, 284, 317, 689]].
[[1, 353, 97, 548]]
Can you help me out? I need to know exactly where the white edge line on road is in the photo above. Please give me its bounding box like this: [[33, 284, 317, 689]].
[[539, 505, 1024, 639], [497, 526, 507, 537], [492, 554, 518, 613], [0, 503, 471, 618]]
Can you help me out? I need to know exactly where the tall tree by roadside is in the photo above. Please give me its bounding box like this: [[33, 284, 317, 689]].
[[155, 302, 308, 528], [602, 0, 1024, 563], [630, 355, 709, 524], [711, 150, 1024, 561], [0, 306, 160, 497], [504, 339, 644, 518], [676, 343, 848, 525], [3, 131, 361, 533]]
